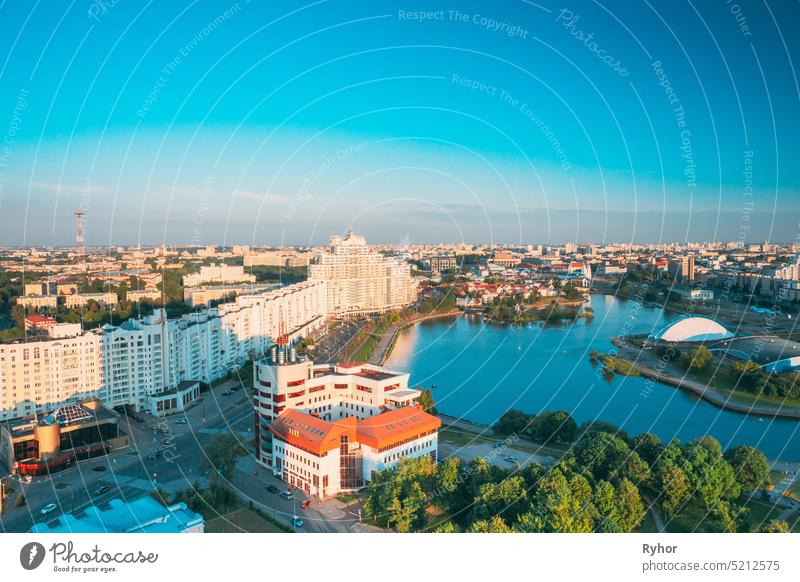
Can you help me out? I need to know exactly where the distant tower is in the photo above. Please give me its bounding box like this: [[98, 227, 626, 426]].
[[74, 210, 85, 256]]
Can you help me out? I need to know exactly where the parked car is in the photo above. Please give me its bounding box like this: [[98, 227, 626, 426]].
[[504, 455, 518, 463], [92, 466, 107, 472], [279, 490, 294, 500], [293, 517, 304, 528], [266, 485, 279, 494], [174, 419, 188, 425], [40, 503, 58, 515], [94, 486, 111, 496]]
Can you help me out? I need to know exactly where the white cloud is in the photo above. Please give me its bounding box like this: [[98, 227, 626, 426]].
[[32, 182, 112, 195], [231, 189, 288, 203]]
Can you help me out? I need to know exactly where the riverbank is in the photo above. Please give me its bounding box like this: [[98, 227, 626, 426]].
[[610, 338, 800, 420], [372, 310, 461, 365]]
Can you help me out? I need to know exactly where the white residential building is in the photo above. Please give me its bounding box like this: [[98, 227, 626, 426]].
[[309, 231, 416, 315], [182, 263, 256, 287], [0, 280, 327, 420], [0, 333, 103, 420]]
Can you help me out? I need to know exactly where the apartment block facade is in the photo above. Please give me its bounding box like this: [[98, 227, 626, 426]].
[[309, 231, 416, 315], [0, 280, 327, 420]]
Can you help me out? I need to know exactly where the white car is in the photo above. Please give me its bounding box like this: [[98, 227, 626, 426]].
[[40, 503, 58, 515]]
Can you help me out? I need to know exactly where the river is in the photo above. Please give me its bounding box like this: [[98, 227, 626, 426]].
[[386, 294, 800, 460]]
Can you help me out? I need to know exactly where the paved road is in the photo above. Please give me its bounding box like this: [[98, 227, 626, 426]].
[[0, 381, 255, 532], [0, 377, 360, 533], [312, 319, 371, 363]]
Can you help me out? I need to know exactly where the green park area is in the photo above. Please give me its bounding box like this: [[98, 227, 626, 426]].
[[361, 406, 791, 533]]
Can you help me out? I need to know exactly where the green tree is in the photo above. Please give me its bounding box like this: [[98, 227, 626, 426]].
[[685, 346, 712, 370], [615, 478, 645, 532], [202, 433, 248, 481], [533, 469, 595, 533], [433, 521, 458, 533], [734, 360, 767, 391], [724, 445, 770, 493], [592, 480, 619, 527], [434, 457, 461, 511], [470, 476, 528, 524], [537, 410, 577, 443], [494, 409, 530, 436], [418, 388, 437, 414], [574, 431, 648, 483], [760, 520, 790, 533], [657, 465, 690, 518], [388, 482, 427, 532], [681, 438, 740, 510], [632, 432, 663, 467], [467, 516, 513, 533]]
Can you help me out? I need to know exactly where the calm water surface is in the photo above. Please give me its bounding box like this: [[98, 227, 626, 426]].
[[386, 295, 800, 460]]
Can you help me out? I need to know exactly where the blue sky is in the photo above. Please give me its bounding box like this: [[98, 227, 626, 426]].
[[0, 0, 798, 246]]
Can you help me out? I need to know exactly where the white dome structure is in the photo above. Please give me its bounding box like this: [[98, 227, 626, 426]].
[[650, 316, 734, 343]]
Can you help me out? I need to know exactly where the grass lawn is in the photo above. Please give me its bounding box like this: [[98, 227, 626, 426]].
[[350, 335, 378, 362], [683, 362, 800, 412], [205, 506, 286, 533], [663, 501, 716, 532], [741, 497, 787, 531], [598, 353, 642, 376], [335, 493, 359, 504], [439, 427, 570, 458]]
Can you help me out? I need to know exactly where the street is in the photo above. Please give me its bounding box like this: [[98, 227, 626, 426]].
[[0, 378, 363, 533]]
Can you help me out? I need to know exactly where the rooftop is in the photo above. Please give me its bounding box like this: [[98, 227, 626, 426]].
[[29, 496, 204, 533], [270, 406, 439, 455]]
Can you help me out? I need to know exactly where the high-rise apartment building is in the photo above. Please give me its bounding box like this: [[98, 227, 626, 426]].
[[309, 231, 416, 315], [668, 255, 695, 284]]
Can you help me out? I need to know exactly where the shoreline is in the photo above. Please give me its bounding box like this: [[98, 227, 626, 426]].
[[609, 338, 800, 420], [374, 310, 461, 365]]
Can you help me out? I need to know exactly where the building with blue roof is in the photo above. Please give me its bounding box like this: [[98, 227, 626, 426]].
[[30, 496, 204, 533]]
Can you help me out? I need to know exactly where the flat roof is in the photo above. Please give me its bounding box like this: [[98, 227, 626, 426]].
[[716, 336, 800, 365]]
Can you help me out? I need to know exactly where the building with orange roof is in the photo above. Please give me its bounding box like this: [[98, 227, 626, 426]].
[[255, 346, 440, 497], [268, 405, 439, 497]]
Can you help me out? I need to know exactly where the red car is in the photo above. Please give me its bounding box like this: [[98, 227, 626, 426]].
[[301, 500, 311, 509]]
